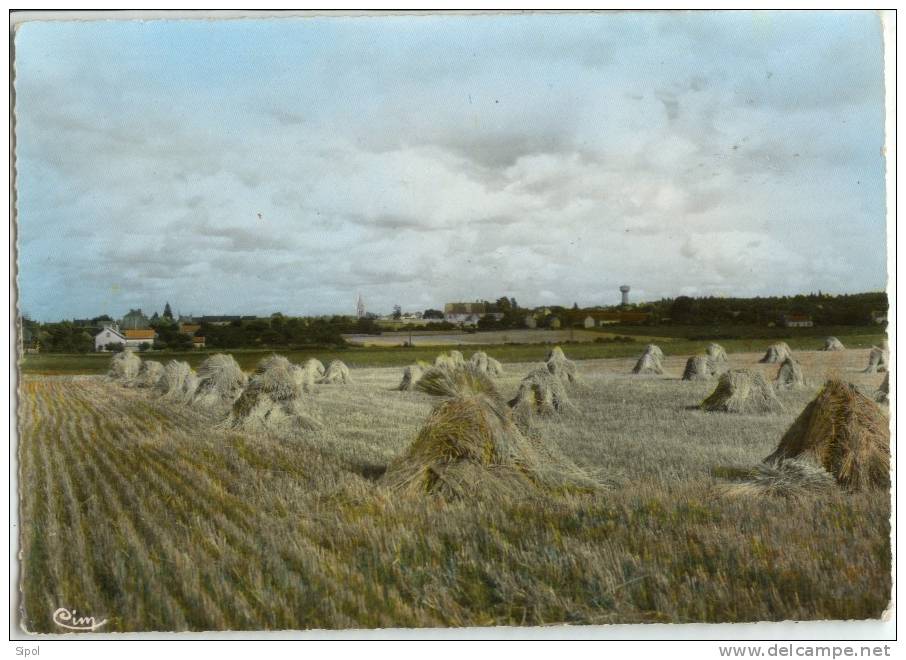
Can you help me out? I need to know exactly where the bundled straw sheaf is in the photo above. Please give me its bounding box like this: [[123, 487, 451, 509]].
[[318, 359, 351, 384], [764, 380, 890, 491], [434, 351, 466, 372], [291, 361, 317, 393], [229, 355, 320, 433], [381, 364, 598, 500], [471, 351, 489, 373], [546, 346, 578, 384], [154, 360, 198, 404], [415, 364, 501, 402], [707, 343, 728, 364], [284, 357, 328, 393], [718, 460, 837, 501], [303, 358, 326, 379], [863, 344, 889, 373], [128, 360, 164, 388], [470, 351, 504, 377], [700, 369, 783, 414], [108, 350, 142, 382], [760, 342, 792, 364], [632, 345, 664, 375], [682, 355, 715, 381], [875, 373, 889, 406], [397, 364, 423, 392], [823, 336, 845, 351], [191, 353, 248, 411], [774, 357, 806, 390], [509, 367, 575, 428], [434, 353, 457, 371]]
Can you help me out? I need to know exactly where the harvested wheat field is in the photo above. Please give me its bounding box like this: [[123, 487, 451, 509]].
[[16, 347, 890, 631]]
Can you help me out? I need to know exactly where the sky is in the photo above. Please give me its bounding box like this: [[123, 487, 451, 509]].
[[14, 11, 888, 321]]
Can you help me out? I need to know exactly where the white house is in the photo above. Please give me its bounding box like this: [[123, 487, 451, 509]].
[[444, 302, 504, 324], [95, 326, 126, 352], [444, 302, 484, 323], [782, 314, 814, 328]]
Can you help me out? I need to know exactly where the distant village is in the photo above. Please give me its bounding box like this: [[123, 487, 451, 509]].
[[76, 287, 662, 353], [86, 300, 657, 353], [19, 288, 887, 354]]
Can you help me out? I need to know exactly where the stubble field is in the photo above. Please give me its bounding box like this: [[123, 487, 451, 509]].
[[16, 348, 891, 632]]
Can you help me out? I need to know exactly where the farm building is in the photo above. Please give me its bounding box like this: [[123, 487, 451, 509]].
[[94, 326, 127, 352], [120, 308, 151, 330], [781, 314, 814, 328], [180, 323, 206, 348], [583, 310, 652, 326], [444, 302, 503, 324], [123, 329, 157, 349], [596, 312, 621, 325]]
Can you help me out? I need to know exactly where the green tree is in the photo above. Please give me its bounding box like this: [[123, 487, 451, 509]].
[[163, 302, 174, 320], [495, 297, 512, 313], [670, 296, 695, 323], [354, 317, 382, 335]]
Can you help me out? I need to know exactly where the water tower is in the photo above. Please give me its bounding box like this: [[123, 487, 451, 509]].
[[619, 285, 631, 306]]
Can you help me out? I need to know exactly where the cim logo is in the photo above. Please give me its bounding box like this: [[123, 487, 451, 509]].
[[52, 607, 108, 632]]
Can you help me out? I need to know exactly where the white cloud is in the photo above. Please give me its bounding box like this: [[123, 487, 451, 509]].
[[13, 12, 887, 320]]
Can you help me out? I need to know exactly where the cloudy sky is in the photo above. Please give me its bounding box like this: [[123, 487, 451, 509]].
[[14, 11, 888, 320]]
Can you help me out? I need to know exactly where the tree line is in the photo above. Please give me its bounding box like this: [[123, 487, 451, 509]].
[[20, 313, 376, 353], [480, 292, 887, 329], [652, 291, 887, 326], [20, 291, 886, 353]]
